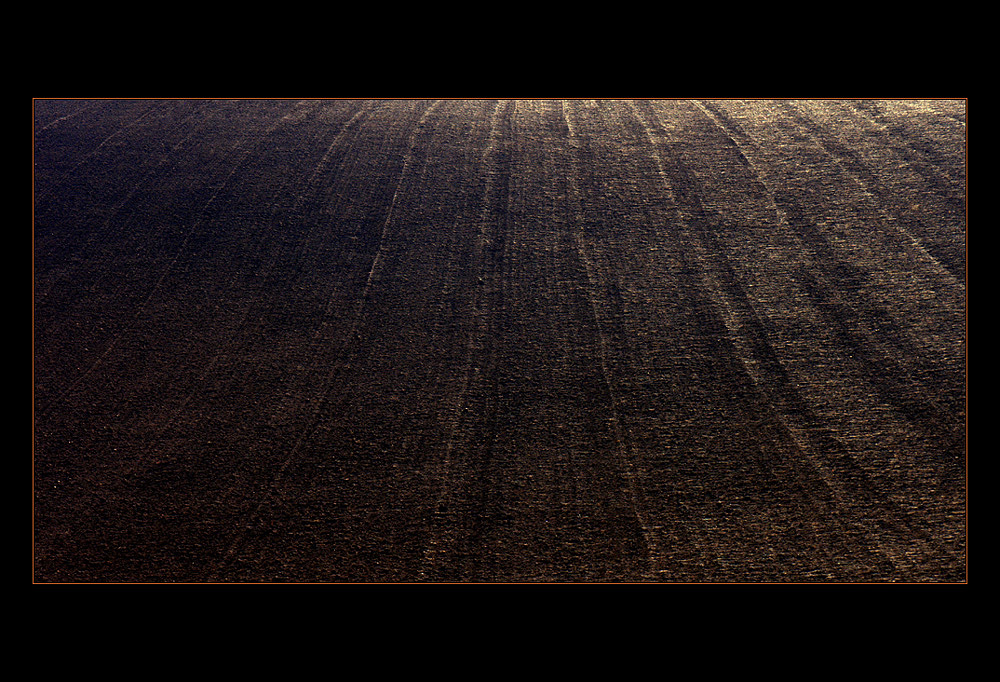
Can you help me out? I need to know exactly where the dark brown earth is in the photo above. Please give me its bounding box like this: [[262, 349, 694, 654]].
[[32, 99, 967, 583]]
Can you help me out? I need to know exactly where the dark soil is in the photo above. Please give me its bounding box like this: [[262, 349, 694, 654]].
[[33, 99, 967, 583]]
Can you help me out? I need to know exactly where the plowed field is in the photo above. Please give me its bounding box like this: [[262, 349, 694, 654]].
[[32, 99, 967, 582]]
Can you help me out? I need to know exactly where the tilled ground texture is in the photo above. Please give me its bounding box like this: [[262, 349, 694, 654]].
[[33, 99, 967, 583]]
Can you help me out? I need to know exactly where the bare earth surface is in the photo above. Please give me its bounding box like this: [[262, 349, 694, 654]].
[[33, 99, 967, 583]]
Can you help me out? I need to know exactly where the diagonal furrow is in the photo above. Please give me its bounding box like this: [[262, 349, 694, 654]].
[[34, 100, 162, 204], [37, 104, 299, 421], [633, 99, 964, 579], [692, 100, 966, 459], [774, 100, 964, 283]]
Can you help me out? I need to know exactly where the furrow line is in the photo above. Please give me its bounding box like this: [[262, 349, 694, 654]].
[[418, 100, 506, 579], [640, 100, 957, 577], [38, 107, 294, 420], [562, 99, 659, 579], [34, 104, 208, 306], [778, 100, 963, 285], [213, 100, 442, 578], [691, 100, 964, 453], [363, 101, 443, 292], [127, 102, 374, 440], [34, 100, 165, 204], [633, 100, 884, 564], [33, 99, 99, 133]]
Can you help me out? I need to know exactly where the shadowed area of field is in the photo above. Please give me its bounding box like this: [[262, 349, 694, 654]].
[[33, 99, 966, 583]]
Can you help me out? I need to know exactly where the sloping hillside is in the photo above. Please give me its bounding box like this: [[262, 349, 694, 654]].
[[33, 99, 967, 582]]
